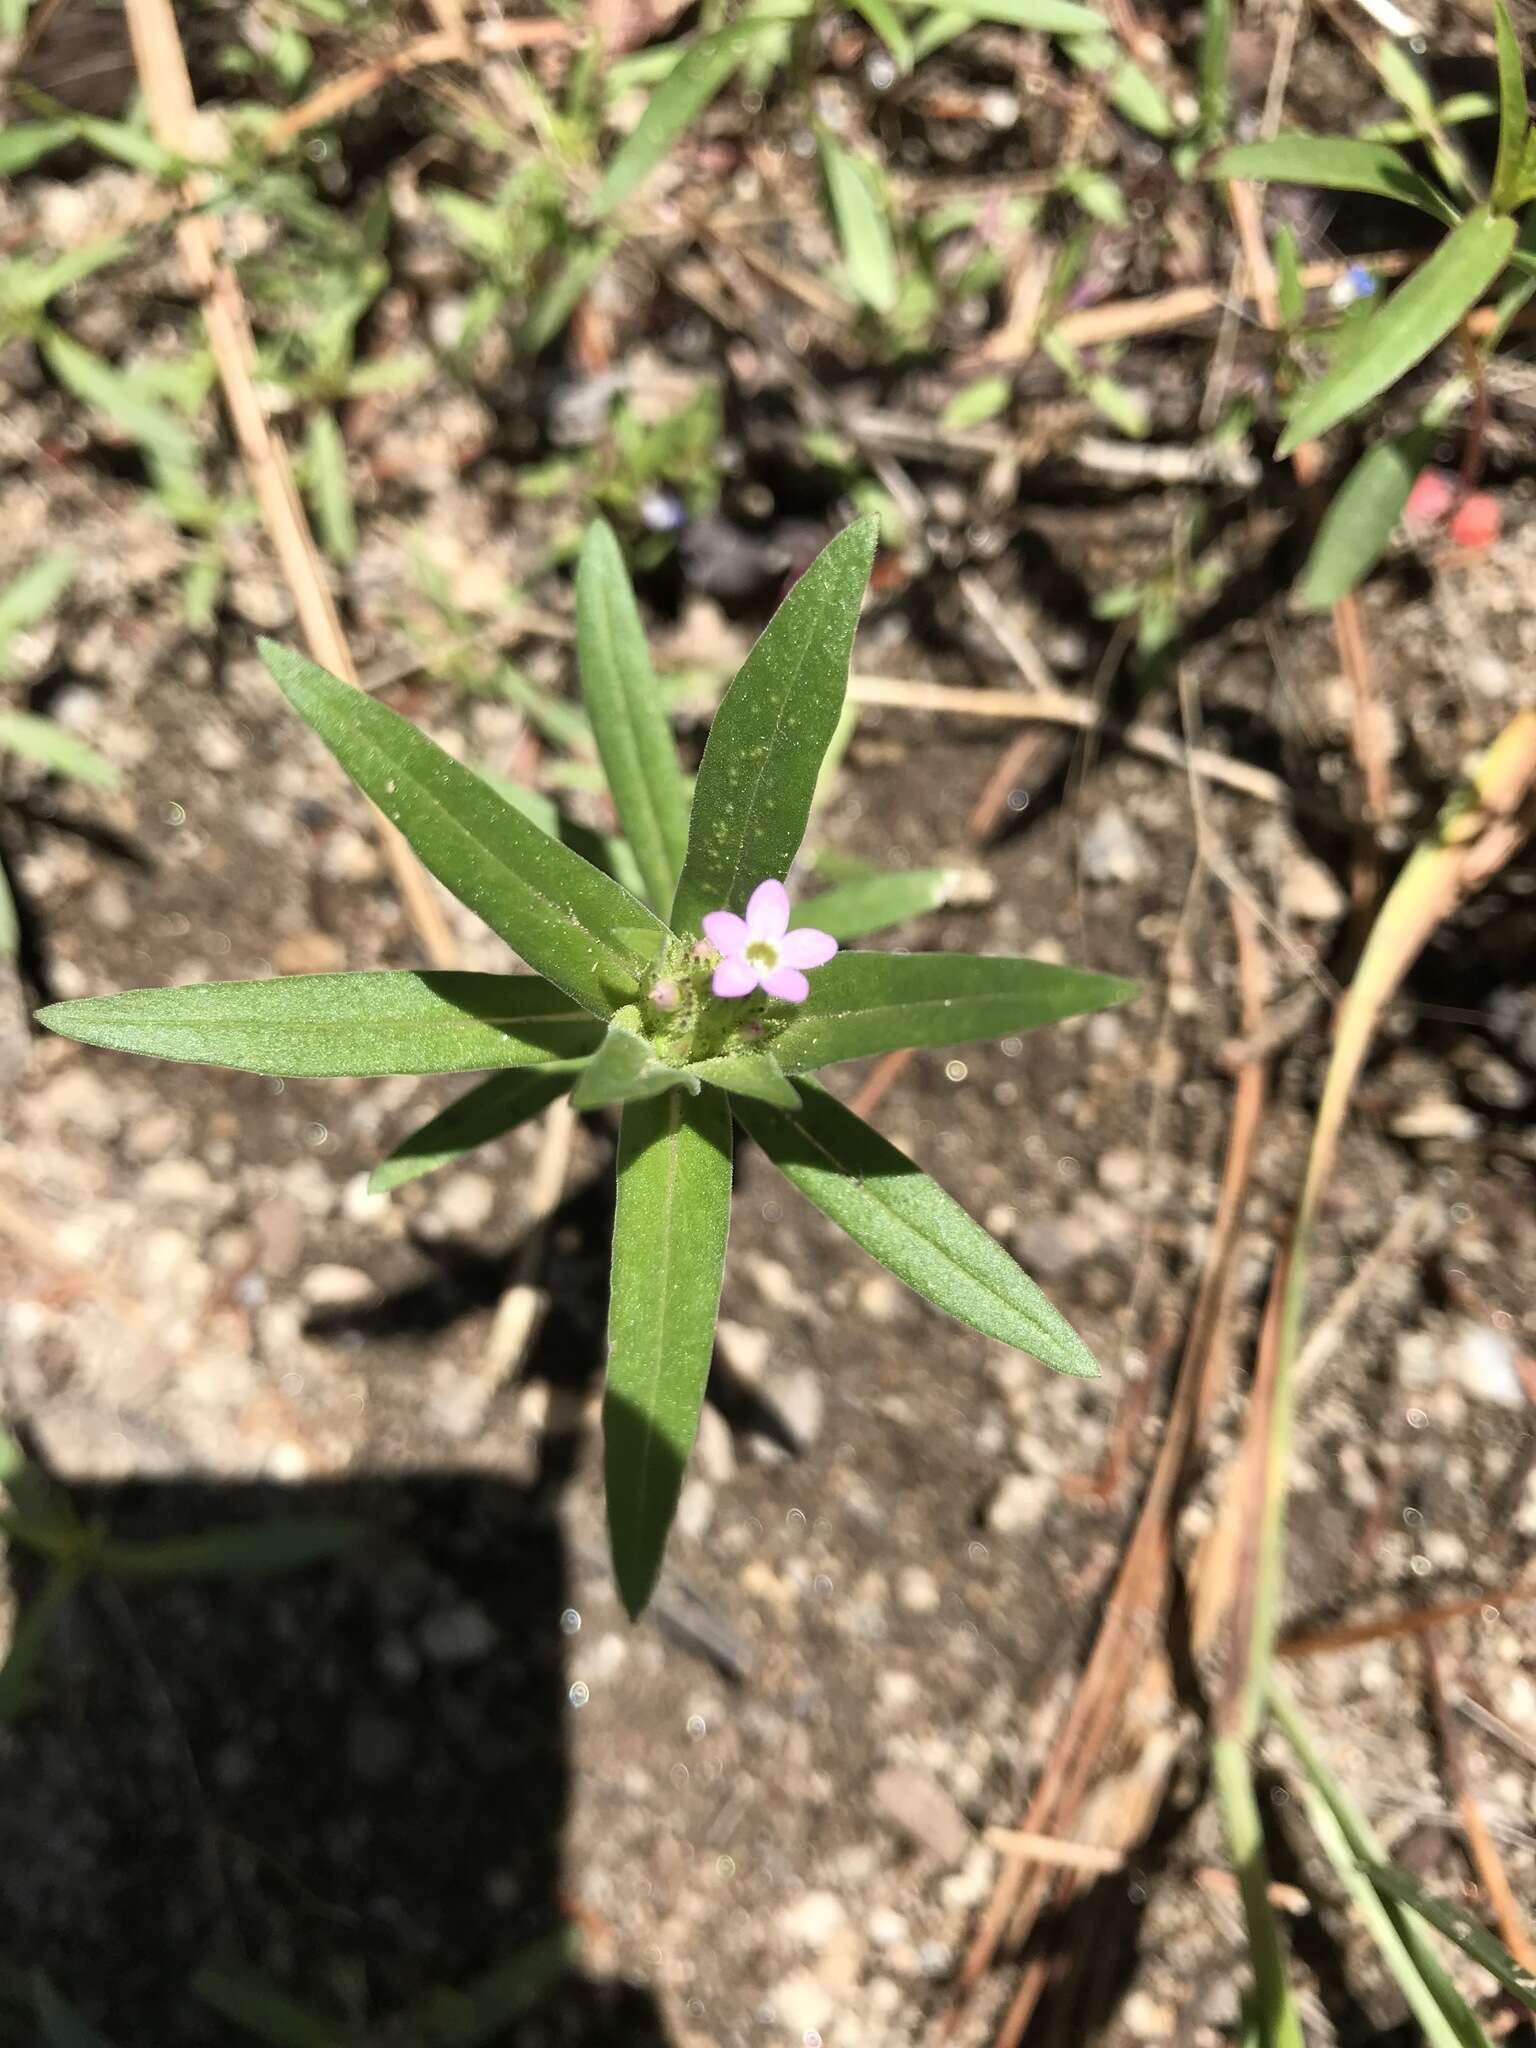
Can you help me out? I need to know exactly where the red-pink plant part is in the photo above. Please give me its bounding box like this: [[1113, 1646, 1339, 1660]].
[[1403, 468, 1456, 527], [1448, 493, 1500, 551]]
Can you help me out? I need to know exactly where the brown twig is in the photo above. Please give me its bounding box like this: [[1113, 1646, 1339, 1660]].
[[265, 17, 574, 149], [846, 676, 1287, 806], [121, 0, 456, 969], [942, 895, 1270, 2044], [1422, 1634, 1536, 1975], [1278, 1582, 1536, 1660]]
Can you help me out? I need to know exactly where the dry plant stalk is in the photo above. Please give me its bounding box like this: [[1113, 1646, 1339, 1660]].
[[941, 896, 1271, 2046], [1422, 1636, 1536, 1975], [121, 0, 456, 968], [266, 17, 575, 149]]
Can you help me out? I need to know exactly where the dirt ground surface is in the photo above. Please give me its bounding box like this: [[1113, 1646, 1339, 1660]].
[[3, 10, 1536, 2046]]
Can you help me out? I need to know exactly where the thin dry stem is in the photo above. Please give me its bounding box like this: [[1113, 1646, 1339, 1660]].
[[121, 0, 457, 968]]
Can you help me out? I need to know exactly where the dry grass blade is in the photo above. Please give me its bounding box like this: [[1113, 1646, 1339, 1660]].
[[266, 18, 575, 149], [121, 0, 457, 969], [847, 676, 1287, 805], [939, 896, 1270, 2045], [1277, 1581, 1536, 1660], [1423, 1636, 1536, 1976]]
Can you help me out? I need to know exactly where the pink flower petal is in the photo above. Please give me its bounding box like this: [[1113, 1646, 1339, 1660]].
[[761, 965, 810, 1004], [701, 910, 748, 955], [779, 925, 838, 970], [712, 957, 759, 999], [745, 878, 790, 941]]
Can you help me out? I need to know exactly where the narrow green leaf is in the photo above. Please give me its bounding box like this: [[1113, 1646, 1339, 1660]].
[[804, 867, 970, 940], [101, 1518, 361, 1577], [1278, 208, 1516, 456], [259, 641, 667, 1016], [571, 1022, 699, 1109], [0, 121, 77, 176], [575, 518, 691, 915], [482, 774, 648, 901], [683, 1049, 801, 1107], [402, 1929, 578, 2046], [593, 20, 775, 218], [1270, 1686, 1493, 2047], [848, 0, 914, 70], [1273, 224, 1305, 327], [371, 1069, 576, 1192], [939, 0, 1106, 30], [769, 951, 1134, 1071], [1367, 1866, 1536, 2013], [39, 326, 199, 468], [0, 1566, 79, 1726], [1211, 136, 1456, 224], [38, 972, 603, 1078], [32, 1975, 116, 2048], [0, 549, 75, 667], [0, 711, 119, 790], [1298, 425, 1433, 609], [1063, 35, 1175, 136], [604, 1088, 732, 1617], [735, 1079, 1099, 1372], [1198, 0, 1231, 137], [1491, 0, 1530, 214], [304, 409, 356, 565], [941, 376, 1011, 429], [670, 519, 878, 936], [191, 1970, 343, 2048], [818, 129, 899, 315]]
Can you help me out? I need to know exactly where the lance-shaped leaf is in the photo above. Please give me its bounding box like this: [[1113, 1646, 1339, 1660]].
[[1278, 208, 1516, 456], [0, 710, 119, 790], [804, 865, 978, 941], [683, 1049, 801, 1108], [818, 129, 899, 314], [1299, 424, 1434, 609], [1365, 1866, 1536, 2012], [734, 1080, 1098, 1373], [769, 951, 1134, 1071], [371, 1069, 577, 1192], [571, 1021, 700, 1110], [592, 18, 781, 218], [259, 641, 667, 1016], [669, 519, 878, 937], [38, 972, 603, 1078], [100, 1518, 361, 1577], [575, 519, 691, 914], [1211, 136, 1456, 225], [604, 1088, 732, 1617], [1492, 0, 1530, 215]]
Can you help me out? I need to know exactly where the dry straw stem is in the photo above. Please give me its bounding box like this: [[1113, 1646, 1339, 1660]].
[[847, 675, 1287, 806], [1422, 1635, 1536, 1975], [265, 17, 574, 149], [941, 895, 1271, 2047], [121, 0, 456, 968], [1277, 1580, 1536, 1661], [1237, 706, 1536, 1736]]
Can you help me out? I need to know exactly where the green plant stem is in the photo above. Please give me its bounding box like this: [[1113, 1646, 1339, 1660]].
[[1210, 1736, 1306, 2048], [1271, 1684, 1491, 2048]]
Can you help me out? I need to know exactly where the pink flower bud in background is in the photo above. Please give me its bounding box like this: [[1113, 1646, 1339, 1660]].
[[650, 979, 681, 1012], [1448, 493, 1500, 551], [1403, 469, 1456, 528]]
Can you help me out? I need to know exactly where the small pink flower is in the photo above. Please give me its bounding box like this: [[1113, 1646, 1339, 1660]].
[[1449, 492, 1500, 551], [1404, 468, 1456, 528], [701, 879, 837, 1005]]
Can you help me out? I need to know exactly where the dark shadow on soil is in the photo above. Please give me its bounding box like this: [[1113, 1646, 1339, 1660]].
[[0, 1458, 673, 2048]]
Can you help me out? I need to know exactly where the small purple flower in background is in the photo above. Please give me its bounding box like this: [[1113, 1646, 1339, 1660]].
[[702, 879, 837, 1005]]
